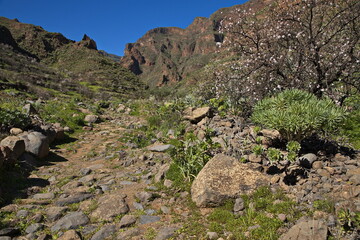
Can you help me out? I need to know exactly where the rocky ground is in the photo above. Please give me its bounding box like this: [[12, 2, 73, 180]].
[[0, 107, 359, 240]]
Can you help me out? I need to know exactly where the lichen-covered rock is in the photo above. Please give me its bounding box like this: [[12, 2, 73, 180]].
[[191, 154, 269, 207]]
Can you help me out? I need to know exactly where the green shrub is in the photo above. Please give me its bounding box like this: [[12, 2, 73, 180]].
[[286, 141, 301, 162], [252, 144, 264, 156], [266, 148, 283, 164], [251, 89, 347, 142], [0, 108, 31, 131]]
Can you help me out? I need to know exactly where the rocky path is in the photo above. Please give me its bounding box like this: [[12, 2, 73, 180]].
[[0, 114, 188, 240]]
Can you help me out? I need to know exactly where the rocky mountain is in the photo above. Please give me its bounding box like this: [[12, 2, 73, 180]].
[[0, 17, 142, 100], [120, 0, 268, 87]]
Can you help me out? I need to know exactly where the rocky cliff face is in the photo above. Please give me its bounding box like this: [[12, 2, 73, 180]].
[[120, 0, 268, 88], [120, 17, 220, 87]]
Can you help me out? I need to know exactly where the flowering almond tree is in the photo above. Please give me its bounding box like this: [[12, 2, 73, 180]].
[[211, 0, 359, 106]]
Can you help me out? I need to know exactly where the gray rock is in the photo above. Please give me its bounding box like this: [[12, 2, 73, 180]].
[[46, 206, 68, 221], [206, 232, 219, 240], [133, 202, 144, 210], [19, 132, 49, 158], [0, 237, 11, 240], [234, 197, 245, 213], [147, 144, 174, 152], [298, 153, 318, 168], [135, 191, 155, 203], [154, 164, 170, 183], [90, 194, 129, 221], [33, 192, 55, 200], [51, 212, 89, 232], [139, 215, 161, 225], [16, 209, 29, 218], [80, 168, 92, 176], [0, 136, 25, 159], [191, 154, 269, 207], [91, 225, 116, 240], [55, 193, 93, 206], [279, 219, 328, 240], [350, 174, 360, 185], [161, 206, 170, 214], [25, 223, 43, 234], [248, 153, 262, 163], [278, 214, 287, 222], [57, 230, 82, 240], [84, 115, 99, 124], [119, 215, 137, 228], [164, 179, 173, 188], [0, 228, 20, 237], [117, 228, 141, 239], [155, 226, 179, 240], [23, 103, 37, 115]]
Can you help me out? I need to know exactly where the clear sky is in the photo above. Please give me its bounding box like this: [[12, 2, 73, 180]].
[[0, 0, 247, 56]]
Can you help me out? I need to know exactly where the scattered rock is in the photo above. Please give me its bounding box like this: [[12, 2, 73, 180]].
[[191, 154, 269, 207], [16, 209, 29, 218], [90, 194, 129, 221], [117, 228, 141, 239], [0, 228, 20, 237], [147, 144, 174, 152], [248, 153, 262, 163], [184, 107, 211, 123], [23, 103, 37, 115], [25, 223, 43, 234], [55, 193, 93, 206], [51, 212, 89, 232], [298, 153, 318, 169], [119, 215, 137, 228], [46, 207, 68, 221], [206, 232, 218, 240], [155, 226, 179, 240], [84, 115, 99, 124], [139, 215, 161, 225], [164, 179, 173, 188], [233, 197, 245, 213], [135, 191, 155, 203], [57, 230, 82, 240], [154, 164, 170, 182], [91, 225, 116, 240], [32, 192, 55, 200], [279, 219, 328, 240]]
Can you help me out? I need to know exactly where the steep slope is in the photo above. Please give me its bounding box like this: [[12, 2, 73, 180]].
[[120, 0, 269, 88], [0, 17, 142, 99]]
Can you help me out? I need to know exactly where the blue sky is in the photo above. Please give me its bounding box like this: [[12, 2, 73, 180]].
[[0, 0, 246, 55]]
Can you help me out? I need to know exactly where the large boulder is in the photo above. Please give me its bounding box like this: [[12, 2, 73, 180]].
[[0, 136, 25, 159], [279, 219, 328, 240], [191, 154, 269, 207], [19, 132, 49, 158]]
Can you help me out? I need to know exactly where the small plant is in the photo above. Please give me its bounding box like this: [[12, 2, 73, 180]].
[[286, 141, 301, 162], [252, 144, 264, 156], [313, 199, 335, 213], [169, 131, 220, 182], [266, 148, 283, 164], [0, 108, 31, 131], [251, 89, 347, 142], [337, 208, 360, 232], [255, 136, 262, 144]]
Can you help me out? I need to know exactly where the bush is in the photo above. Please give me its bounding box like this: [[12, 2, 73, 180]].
[[251, 89, 347, 142], [0, 108, 31, 131]]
